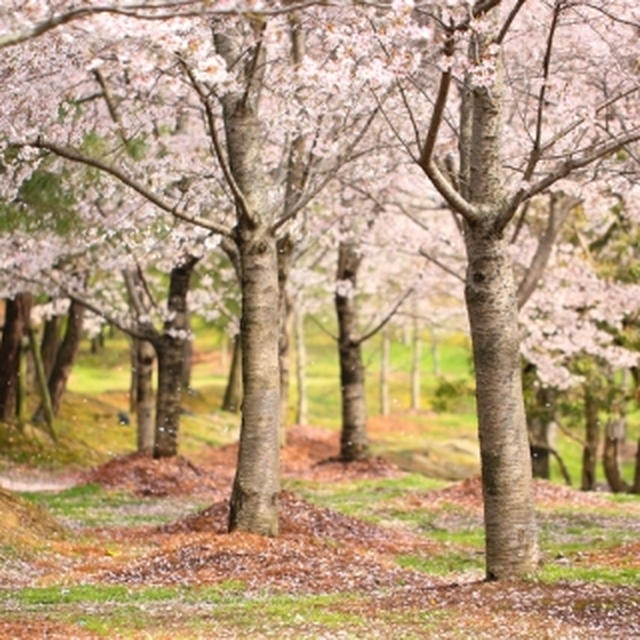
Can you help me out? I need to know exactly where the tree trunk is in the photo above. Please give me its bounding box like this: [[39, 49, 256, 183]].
[[153, 258, 196, 459], [42, 300, 84, 417], [464, 223, 538, 580], [222, 334, 242, 412], [581, 386, 599, 491], [603, 416, 629, 493], [220, 333, 229, 372], [217, 28, 280, 535], [411, 311, 421, 411], [380, 329, 390, 417], [0, 294, 32, 422], [633, 439, 640, 494], [135, 339, 155, 454], [294, 304, 308, 425], [181, 317, 193, 391], [228, 230, 281, 536], [529, 386, 557, 479], [336, 241, 368, 461], [277, 236, 294, 446], [129, 337, 139, 413], [40, 314, 61, 380], [27, 326, 55, 439]]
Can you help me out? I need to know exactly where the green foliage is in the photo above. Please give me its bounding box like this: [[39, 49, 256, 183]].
[[431, 377, 475, 413], [537, 564, 640, 586]]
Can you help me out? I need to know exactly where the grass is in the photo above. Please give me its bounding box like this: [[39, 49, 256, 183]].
[[20, 483, 209, 528]]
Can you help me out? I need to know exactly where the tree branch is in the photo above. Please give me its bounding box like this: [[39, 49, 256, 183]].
[[177, 56, 255, 225], [17, 138, 232, 237], [358, 284, 417, 345]]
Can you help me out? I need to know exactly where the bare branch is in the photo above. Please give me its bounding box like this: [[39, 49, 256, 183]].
[[358, 284, 417, 345], [495, 0, 528, 44], [423, 158, 480, 223], [308, 313, 338, 342]]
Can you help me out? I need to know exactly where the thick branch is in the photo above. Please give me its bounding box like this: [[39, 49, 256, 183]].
[[177, 57, 254, 224], [516, 193, 581, 309]]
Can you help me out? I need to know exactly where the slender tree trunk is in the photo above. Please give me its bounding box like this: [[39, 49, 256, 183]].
[[42, 300, 85, 416], [16, 337, 28, 425], [129, 337, 139, 413], [153, 258, 196, 459], [581, 386, 599, 491], [277, 236, 294, 445], [633, 439, 640, 494], [40, 315, 61, 380], [294, 304, 308, 425], [380, 329, 390, 417], [464, 223, 538, 580], [411, 310, 421, 411], [0, 294, 32, 422], [181, 317, 193, 391], [228, 230, 281, 536], [336, 241, 368, 461], [136, 339, 155, 454], [27, 326, 55, 439], [529, 386, 557, 479], [222, 334, 242, 412], [220, 333, 229, 372], [603, 416, 629, 493]]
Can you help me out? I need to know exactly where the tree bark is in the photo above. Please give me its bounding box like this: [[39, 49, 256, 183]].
[[33, 298, 83, 419], [294, 304, 308, 425], [380, 329, 390, 417], [181, 317, 193, 391], [222, 334, 242, 412], [528, 386, 557, 479], [27, 326, 55, 439], [581, 386, 599, 491], [464, 222, 538, 580], [217, 24, 281, 534], [335, 241, 369, 461], [277, 236, 294, 445], [603, 416, 629, 493], [153, 258, 196, 459], [0, 294, 32, 422], [40, 314, 61, 380], [135, 338, 155, 454], [129, 337, 139, 413], [228, 229, 281, 535]]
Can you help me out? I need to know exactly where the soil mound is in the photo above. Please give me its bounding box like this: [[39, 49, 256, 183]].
[[103, 490, 438, 594], [161, 490, 431, 554], [85, 452, 222, 497], [413, 476, 619, 512]]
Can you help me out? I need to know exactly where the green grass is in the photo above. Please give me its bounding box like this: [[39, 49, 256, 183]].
[[397, 551, 483, 575], [537, 564, 640, 586], [20, 483, 208, 527], [284, 473, 446, 521]]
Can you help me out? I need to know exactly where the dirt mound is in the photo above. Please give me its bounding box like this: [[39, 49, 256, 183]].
[[101, 490, 438, 593], [161, 490, 432, 555], [101, 528, 440, 594], [410, 476, 619, 512], [85, 452, 223, 497], [195, 425, 402, 483], [0, 487, 66, 546]]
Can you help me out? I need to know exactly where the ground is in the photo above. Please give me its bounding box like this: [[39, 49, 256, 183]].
[[1, 423, 639, 639]]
